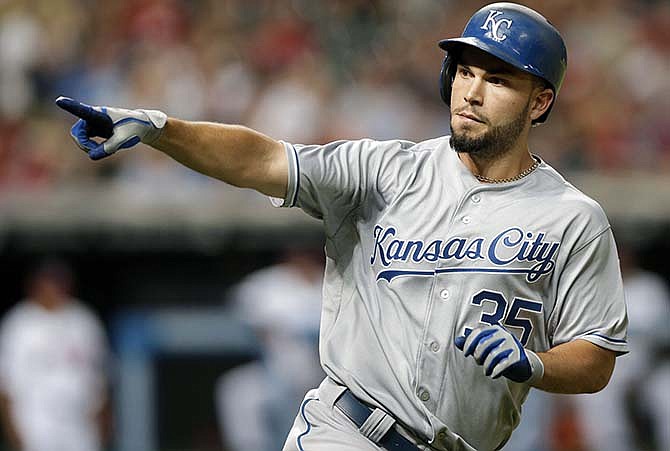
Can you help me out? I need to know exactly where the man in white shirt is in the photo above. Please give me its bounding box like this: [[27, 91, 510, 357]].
[[0, 259, 110, 451]]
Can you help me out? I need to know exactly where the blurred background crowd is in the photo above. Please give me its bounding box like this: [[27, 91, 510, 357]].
[[1, 0, 669, 192], [0, 0, 669, 450]]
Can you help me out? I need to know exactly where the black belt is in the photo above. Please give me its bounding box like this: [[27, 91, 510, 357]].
[[334, 389, 421, 451]]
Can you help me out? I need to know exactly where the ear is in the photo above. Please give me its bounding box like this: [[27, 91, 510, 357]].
[[529, 88, 554, 122]]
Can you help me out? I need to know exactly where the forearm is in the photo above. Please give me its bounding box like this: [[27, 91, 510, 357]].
[[532, 339, 615, 394], [96, 392, 112, 445], [0, 393, 22, 450], [152, 118, 287, 198]]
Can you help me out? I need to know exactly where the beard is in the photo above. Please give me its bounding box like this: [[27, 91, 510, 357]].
[[450, 101, 530, 161]]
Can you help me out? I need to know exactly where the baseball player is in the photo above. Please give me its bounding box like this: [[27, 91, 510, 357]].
[[56, 3, 628, 451], [216, 248, 324, 451], [574, 245, 670, 451]]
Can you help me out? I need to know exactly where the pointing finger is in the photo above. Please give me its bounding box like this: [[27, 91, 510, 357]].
[[56, 96, 113, 138], [56, 96, 96, 118]]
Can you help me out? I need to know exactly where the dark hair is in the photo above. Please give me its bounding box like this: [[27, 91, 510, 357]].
[[26, 257, 75, 294], [533, 76, 552, 92]]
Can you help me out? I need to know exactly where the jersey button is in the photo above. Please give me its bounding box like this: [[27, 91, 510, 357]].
[[418, 388, 430, 402], [439, 289, 450, 300], [462, 215, 471, 224], [471, 194, 481, 204], [430, 341, 440, 352]]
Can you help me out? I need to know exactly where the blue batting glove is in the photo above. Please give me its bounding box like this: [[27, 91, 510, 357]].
[[455, 324, 544, 384], [56, 96, 167, 160]]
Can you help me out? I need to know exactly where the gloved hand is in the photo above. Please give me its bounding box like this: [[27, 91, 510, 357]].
[[455, 324, 544, 384], [55, 96, 167, 160]]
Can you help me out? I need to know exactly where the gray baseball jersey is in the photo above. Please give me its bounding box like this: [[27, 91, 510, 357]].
[[272, 135, 628, 451]]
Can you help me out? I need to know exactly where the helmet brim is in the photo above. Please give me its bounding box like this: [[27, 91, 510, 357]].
[[438, 37, 551, 91], [437, 37, 556, 124]]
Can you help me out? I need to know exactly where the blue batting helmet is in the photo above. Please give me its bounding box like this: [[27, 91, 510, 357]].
[[439, 2, 567, 124]]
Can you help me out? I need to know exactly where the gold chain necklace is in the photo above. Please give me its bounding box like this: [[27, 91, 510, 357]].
[[474, 157, 541, 184]]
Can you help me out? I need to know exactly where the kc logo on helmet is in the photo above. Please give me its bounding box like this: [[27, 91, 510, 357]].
[[480, 10, 513, 42]]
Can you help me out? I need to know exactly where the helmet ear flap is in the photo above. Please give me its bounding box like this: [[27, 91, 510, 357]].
[[439, 54, 456, 107]]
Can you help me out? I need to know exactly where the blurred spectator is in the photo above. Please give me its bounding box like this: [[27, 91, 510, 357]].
[[0, 4, 42, 120], [215, 248, 324, 451], [0, 259, 110, 451], [247, 54, 330, 144], [574, 244, 670, 451], [644, 356, 670, 451], [501, 389, 554, 451]]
